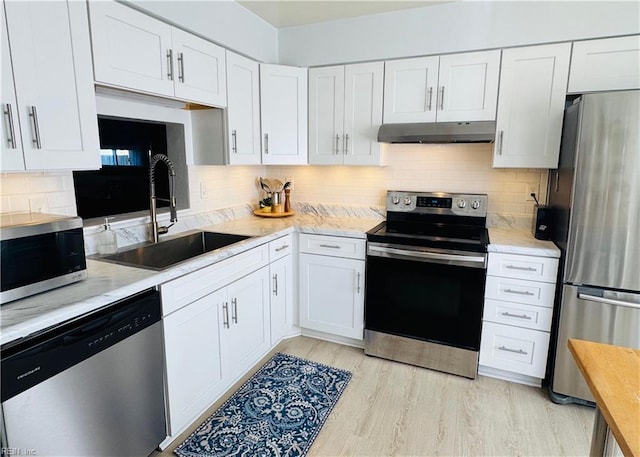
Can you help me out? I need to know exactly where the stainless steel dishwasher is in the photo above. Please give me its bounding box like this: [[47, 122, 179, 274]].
[[1, 288, 166, 456]]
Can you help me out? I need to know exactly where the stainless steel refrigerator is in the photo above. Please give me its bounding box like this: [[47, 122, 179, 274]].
[[549, 90, 640, 403]]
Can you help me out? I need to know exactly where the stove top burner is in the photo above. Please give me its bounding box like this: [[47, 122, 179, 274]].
[[367, 191, 489, 253]]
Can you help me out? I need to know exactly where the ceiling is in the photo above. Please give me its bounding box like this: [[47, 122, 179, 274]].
[[237, 1, 453, 28]]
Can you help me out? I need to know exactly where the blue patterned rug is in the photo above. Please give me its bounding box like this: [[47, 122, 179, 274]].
[[174, 352, 352, 457]]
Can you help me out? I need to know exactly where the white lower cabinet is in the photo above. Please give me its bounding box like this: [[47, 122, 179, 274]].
[[479, 321, 550, 379], [219, 267, 271, 383], [163, 287, 225, 435], [479, 251, 559, 386], [298, 234, 365, 341], [269, 235, 296, 345], [160, 245, 271, 440]]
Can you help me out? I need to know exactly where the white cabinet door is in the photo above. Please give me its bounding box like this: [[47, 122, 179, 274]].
[[1, 6, 24, 171], [568, 35, 640, 93], [308, 65, 345, 165], [260, 64, 308, 165], [163, 287, 225, 435], [172, 28, 226, 107], [270, 254, 295, 345], [493, 43, 571, 168], [299, 253, 365, 340], [479, 321, 550, 378], [89, 1, 174, 97], [4, 0, 99, 171], [220, 267, 271, 382], [343, 62, 384, 165], [436, 50, 500, 122], [383, 56, 439, 123], [226, 51, 261, 164]]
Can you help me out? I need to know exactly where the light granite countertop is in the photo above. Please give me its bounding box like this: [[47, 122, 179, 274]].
[[0, 214, 381, 346], [1, 215, 557, 346], [488, 227, 560, 258]]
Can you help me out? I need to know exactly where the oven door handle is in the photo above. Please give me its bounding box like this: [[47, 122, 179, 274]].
[[367, 245, 486, 268]]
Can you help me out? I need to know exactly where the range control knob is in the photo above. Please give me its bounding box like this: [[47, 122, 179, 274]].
[[392, 196, 401, 205], [471, 200, 481, 210], [404, 197, 412, 206], [457, 199, 467, 209]]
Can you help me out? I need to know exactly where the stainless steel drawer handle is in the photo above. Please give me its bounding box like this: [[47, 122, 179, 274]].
[[356, 272, 361, 293], [427, 87, 433, 111], [177, 52, 185, 83], [264, 133, 269, 154], [335, 134, 340, 154], [231, 297, 238, 323], [275, 244, 289, 252], [222, 302, 229, 329], [344, 133, 349, 155], [319, 244, 341, 249], [29, 106, 42, 149], [439, 86, 445, 110], [503, 288, 535, 296], [497, 130, 504, 155], [578, 293, 640, 310], [498, 346, 528, 355], [505, 265, 537, 272], [166, 49, 174, 80], [232, 130, 237, 153], [273, 274, 278, 296], [3, 103, 16, 149], [501, 312, 532, 320]]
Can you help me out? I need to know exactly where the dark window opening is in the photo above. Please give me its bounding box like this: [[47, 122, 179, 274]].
[[73, 118, 172, 220]]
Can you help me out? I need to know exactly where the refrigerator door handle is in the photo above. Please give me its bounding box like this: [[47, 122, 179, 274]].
[[577, 293, 640, 310]]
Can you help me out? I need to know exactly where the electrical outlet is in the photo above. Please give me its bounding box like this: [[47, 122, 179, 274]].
[[200, 182, 208, 199], [526, 184, 539, 202]]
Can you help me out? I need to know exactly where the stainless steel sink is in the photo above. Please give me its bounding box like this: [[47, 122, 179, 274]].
[[96, 231, 252, 270]]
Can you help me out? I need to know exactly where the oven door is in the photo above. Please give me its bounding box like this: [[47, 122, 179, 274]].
[[365, 242, 487, 351]]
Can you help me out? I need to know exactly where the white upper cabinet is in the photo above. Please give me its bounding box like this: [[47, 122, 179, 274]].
[[171, 28, 227, 107], [225, 51, 261, 165], [308, 66, 344, 165], [1, 0, 99, 171], [309, 62, 384, 165], [260, 64, 308, 165], [568, 35, 640, 93], [437, 51, 501, 122], [492, 43, 571, 169], [89, 1, 226, 107], [383, 50, 500, 124], [383, 57, 439, 123]]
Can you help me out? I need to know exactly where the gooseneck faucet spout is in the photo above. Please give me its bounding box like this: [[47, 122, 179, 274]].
[[149, 153, 178, 243]]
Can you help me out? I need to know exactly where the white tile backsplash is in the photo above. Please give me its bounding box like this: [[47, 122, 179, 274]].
[[1, 144, 547, 232], [265, 144, 547, 228]]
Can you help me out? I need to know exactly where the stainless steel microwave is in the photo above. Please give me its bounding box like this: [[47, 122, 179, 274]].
[[0, 213, 87, 305]]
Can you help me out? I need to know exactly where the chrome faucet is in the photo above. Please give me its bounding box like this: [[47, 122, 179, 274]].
[[149, 153, 178, 243]]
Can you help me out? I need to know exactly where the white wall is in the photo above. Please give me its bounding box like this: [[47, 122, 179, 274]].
[[279, 1, 640, 66], [127, 0, 279, 63]]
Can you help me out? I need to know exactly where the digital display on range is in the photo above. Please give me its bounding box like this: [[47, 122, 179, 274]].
[[416, 197, 452, 208]]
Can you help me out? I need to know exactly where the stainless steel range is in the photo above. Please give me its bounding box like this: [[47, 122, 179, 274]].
[[364, 191, 489, 379]]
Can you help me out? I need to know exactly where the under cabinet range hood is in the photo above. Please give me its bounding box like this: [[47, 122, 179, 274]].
[[377, 121, 496, 144]]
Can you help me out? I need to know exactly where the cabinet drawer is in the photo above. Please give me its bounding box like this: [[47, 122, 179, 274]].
[[269, 234, 293, 262], [299, 233, 366, 260], [161, 245, 268, 315], [483, 298, 553, 331], [485, 275, 556, 308], [479, 322, 550, 378], [488, 253, 558, 283]]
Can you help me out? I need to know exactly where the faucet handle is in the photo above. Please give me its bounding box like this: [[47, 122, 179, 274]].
[[170, 197, 178, 222]]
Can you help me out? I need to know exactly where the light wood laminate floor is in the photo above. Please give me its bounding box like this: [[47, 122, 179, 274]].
[[155, 336, 594, 456]]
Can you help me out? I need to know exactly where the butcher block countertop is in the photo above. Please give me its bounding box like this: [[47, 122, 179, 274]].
[[568, 339, 640, 457]]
